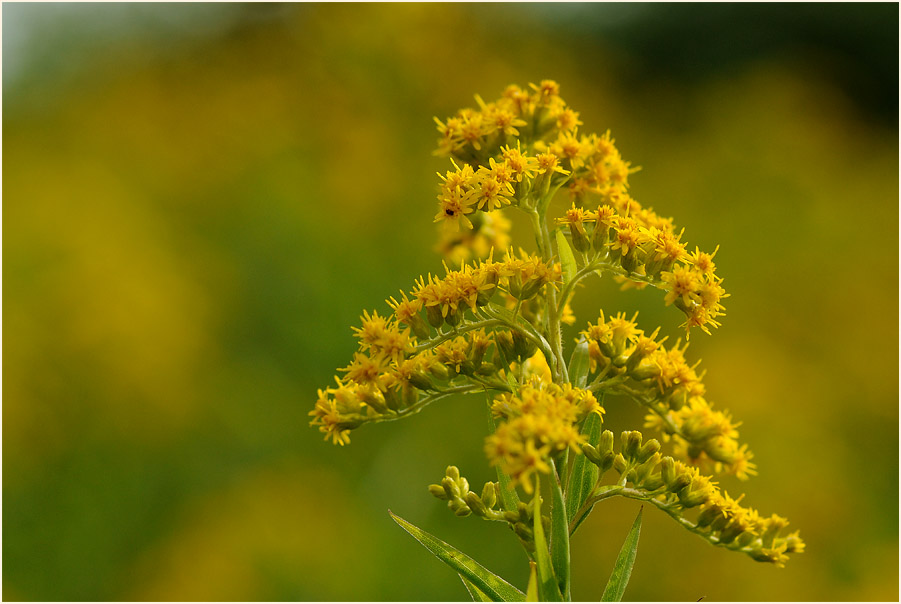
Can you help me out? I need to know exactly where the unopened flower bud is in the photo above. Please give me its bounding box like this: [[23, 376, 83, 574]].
[[513, 522, 533, 542], [634, 453, 661, 483], [641, 473, 665, 491], [582, 443, 603, 465], [465, 491, 488, 517], [428, 484, 447, 500], [459, 477, 470, 495], [622, 430, 643, 460], [637, 439, 661, 463], [678, 483, 712, 508], [668, 470, 692, 492], [599, 430, 614, 455], [661, 457, 677, 486], [481, 482, 497, 509], [446, 466, 461, 481], [453, 503, 472, 517], [613, 453, 628, 474], [503, 510, 519, 524], [600, 451, 616, 473], [441, 476, 459, 499]]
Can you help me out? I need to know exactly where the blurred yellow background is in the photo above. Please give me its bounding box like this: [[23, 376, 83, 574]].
[[3, 4, 898, 601]]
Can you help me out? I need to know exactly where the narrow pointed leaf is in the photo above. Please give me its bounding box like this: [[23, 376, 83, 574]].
[[488, 402, 520, 512], [460, 574, 493, 602], [549, 460, 571, 600], [568, 337, 591, 389], [601, 507, 643, 602], [526, 562, 539, 602], [555, 229, 577, 285], [566, 410, 602, 529], [390, 511, 525, 602], [532, 477, 563, 602]]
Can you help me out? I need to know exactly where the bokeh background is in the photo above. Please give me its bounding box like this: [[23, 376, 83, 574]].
[[3, 3, 898, 601]]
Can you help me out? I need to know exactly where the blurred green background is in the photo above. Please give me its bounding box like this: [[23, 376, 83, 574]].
[[3, 3, 898, 601]]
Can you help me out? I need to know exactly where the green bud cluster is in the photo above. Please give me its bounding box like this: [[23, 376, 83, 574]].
[[428, 466, 504, 519], [427, 466, 553, 554]]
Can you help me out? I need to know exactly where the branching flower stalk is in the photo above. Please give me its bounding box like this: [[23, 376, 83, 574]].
[[310, 81, 804, 600]]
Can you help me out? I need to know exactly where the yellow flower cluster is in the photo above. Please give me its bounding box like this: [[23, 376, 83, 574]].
[[486, 379, 602, 492], [434, 80, 577, 161], [582, 430, 804, 566], [556, 200, 727, 334], [309, 307, 442, 445], [433, 82, 636, 241], [413, 250, 559, 328], [698, 491, 805, 567], [310, 250, 561, 446], [313, 81, 802, 573], [578, 311, 754, 479]]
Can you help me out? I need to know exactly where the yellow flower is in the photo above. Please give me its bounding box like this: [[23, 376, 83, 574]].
[[536, 152, 570, 176], [688, 245, 719, 277], [467, 172, 514, 212], [500, 142, 540, 182], [660, 264, 702, 308]]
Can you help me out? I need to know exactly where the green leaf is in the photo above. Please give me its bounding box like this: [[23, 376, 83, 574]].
[[601, 507, 643, 602], [487, 402, 520, 513], [555, 228, 577, 285], [390, 511, 525, 602], [549, 460, 571, 600], [568, 337, 591, 389], [566, 411, 602, 530], [532, 477, 563, 602], [460, 574, 493, 602], [526, 562, 539, 602]]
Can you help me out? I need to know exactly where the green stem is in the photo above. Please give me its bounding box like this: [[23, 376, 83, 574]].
[[414, 318, 505, 353], [528, 208, 568, 384], [556, 260, 604, 315], [359, 385, 484, 425]]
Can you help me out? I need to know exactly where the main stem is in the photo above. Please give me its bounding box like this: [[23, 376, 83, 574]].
[[528, 208, 568, 384]]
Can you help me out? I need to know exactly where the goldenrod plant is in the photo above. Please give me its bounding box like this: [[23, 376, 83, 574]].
[[310, 81, 803, 601]]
